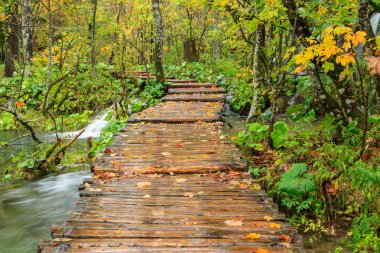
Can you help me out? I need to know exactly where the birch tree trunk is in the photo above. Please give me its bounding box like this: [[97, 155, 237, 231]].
[[91, 0, 98, 78], [43, 0, 53, 113], [152, 0, 165, 87], [22, 0, 33, 67], [246, 24, 264, 123]]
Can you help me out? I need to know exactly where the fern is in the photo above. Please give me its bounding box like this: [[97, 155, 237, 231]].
[[277, 163, 317, 196]]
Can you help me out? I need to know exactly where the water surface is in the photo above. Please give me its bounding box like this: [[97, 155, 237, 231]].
[[0, 171, 91, 253]]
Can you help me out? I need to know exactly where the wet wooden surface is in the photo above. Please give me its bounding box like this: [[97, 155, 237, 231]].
[[163, 93, 226, 102], [38, 74, 303, 252]]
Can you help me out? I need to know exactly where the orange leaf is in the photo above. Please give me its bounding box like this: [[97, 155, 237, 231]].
[[278, 234, 292, 243], [16, 101, 25, 109], [245, 233, 261, 239], [268, 223, 281, 229], [111, 161, 124, 169], [253, 249, 268, 253]]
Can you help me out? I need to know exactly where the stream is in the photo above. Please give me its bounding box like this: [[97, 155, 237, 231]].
[[0, 111, 108, 252], [0, 171, 91, 253]]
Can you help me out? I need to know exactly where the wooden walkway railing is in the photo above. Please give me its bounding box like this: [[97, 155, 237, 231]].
[[38, 74, 303, 252]]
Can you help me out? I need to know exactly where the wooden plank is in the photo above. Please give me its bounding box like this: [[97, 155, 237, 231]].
[[163, 93, 225, 102], [170, 83, 218, 88], [168, 88, 225, 94]]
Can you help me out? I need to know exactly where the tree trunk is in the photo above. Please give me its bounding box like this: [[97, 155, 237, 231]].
[[183, 38, 197, 62], [5, 2, 19, 77], [22, 0, 33, 66], [357, 0, 380, 112], [247, 24, 264, 123], [9, 2, 19, 59], [152, 0, 165, 87], [4, 45, 15, 77], [91, 0, 98, 78]]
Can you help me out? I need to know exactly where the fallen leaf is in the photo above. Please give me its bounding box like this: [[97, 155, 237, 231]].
[[224, 219, 243, 226], [245, 233, 261, 239], [268, 223, 281, 229], [365, 56, 380, 76], [104, 148, 112, 154], [239, 183, 249, 189], [152, 210, 164, 216], [196, 191, 204, 196], [263, 215, 274, 221], [184, 192, 194, 198], [143, 194, 151, 198], [161, 152, 171, 156], [250, 221, 264, 227], [278, 234, 292, 243], [229, 180, 240, 186], [176, 178, 187, 183], [137, 181, 151, 188], [253, 249, 268, 253], [111, 161, 124, 169], [251, 184, 261, 190]]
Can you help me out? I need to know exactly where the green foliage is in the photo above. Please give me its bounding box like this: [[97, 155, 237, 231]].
[[277, 163, 316, 196], [0, 112, 15, 130], [235, 123, 268, 151], [270, 122, 289, 149], [238, 112, 379, 250]]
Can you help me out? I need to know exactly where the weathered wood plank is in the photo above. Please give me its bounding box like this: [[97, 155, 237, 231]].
[[163, 93, 226, 102], [168, 88, 225, 94]]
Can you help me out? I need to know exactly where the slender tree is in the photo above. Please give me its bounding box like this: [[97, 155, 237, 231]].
[[22, 0, 33, 66], [152, 0, 165, 87], [5, 2, 19, 77], [90, 0, 98, 78]]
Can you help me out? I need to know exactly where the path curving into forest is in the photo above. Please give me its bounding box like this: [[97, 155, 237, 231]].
[[38, 74, 303, 253]]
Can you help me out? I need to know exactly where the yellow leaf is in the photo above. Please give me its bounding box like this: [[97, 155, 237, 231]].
[[268, 223, 281, 229], [137, 181, 151, 188], [336, 54, 355, 67], [263, 215, 274, 221], [176, 178, 187, 183], [245, 233, 261, 239], [343, 42, 351, 51]]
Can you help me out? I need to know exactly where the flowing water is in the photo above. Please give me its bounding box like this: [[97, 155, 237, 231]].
[[0, 111, 109, 252], [0, 170, 91, 253]]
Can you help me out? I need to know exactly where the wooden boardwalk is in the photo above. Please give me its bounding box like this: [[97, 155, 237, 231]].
[[38, 76, 303, 252]]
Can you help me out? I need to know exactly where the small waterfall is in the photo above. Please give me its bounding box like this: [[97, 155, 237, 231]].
[[222, 94, 237, 117], [288, 93, 299, 107], [58, 109, 111, 139], [370, 12, 380, 35]]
